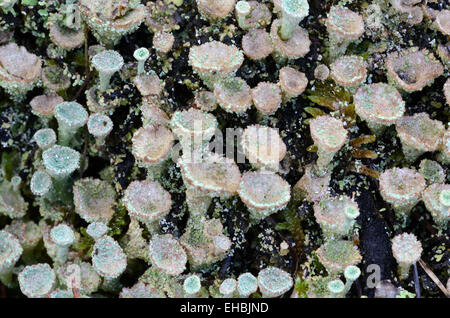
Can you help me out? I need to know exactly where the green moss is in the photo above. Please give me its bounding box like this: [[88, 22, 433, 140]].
[[311, 252, 327, 274], [278, 204, 304, 259], [396, 289, 415, 298], [294, 275, 309, 298], [44, 66, 67, 84], [186, 219, 212, 247], [1, 151, 20, 181], [347, 40, 372, 60], [307, 81, 352, 112], [72, 227, 95, 258], [108, 202, 129, 239], [304, 107, 326, 118], [22, 0, 38, 6]]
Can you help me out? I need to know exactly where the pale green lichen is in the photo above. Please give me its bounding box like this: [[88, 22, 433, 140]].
[[280, 0, 309, 41]]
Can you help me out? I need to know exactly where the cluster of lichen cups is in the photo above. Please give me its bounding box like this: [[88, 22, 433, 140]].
[[0, 0, 448, 299]]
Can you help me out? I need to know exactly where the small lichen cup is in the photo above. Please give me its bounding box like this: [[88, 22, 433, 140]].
[[279, 0, 309, 41], [50, 224, 75, 265], [91, 50, 124, 92], [133, 47, 150, 75], [42, 145, 81, 204], [54, 101, 89, 146]]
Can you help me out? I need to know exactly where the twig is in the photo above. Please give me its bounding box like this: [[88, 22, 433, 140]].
[[79, 129, 89, 178], [0, 283, 6, 298], [76, 22, 90, 178], [418, 259, 449, 297], [84, 22, 89, 73], [413, 263, 421, 298], [72, 278, 81, 298], [73, 70, 92, 101], [73, 22, 92, 101]]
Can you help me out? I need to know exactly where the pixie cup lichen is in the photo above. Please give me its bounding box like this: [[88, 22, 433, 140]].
[[18, 263, 56, 298], [50, 224, 75, 265], [0, 177, 28, 219], [0, 230, 23, 287], [278, 66, 308, 102], [119, 281, 166, 298], [251, 82, 282, 116], [123, 180, 172, 234], [43, 145, 81, 180], [343, 265, 361, 294], [294, 164, 331, 203], [30, 94, 64, 123], [179, 217, 231, 268], [92, 50, 124, 92], [316, 240, 362, 275], [434, 10, 450, 36], [87, 113, 113, 146], [313, 195, 360, 239], [270, 18, 311, 61], [241, 125, 287, 171], [189, 41, 244, 89], [42, 145, 80, 204], [1, 0, 448, 300], [86, 222, 109, 241], [242, 29, 273, 61], [30, 170, 53, 197], [330, 55, 367, 89], [438, 128, 450, 165], [391, 233, 422, 280], [279, 0, 309, 41], [422, 184, 450, 230], [134, 48, 150, 75], [391, 0, 423, 25], [396, 113, 445, 162], [385, 48, 443, 93], [220, 278, 237, 298], [153, 31, 175, 54], [92, 236, 127, 291], [354, 83, 405, 135], [178, 153, 241, 219], [310, 115, 348, 173], [238, 170, 291, 224], [33, 129, 57, 151], [196, 0, 236, 21], [183, 274, 202, 297], [379, 167, 426, 220], [0, 43, 42, 101], [170, 108, 217, 152], [257, 267, 293, 298], [237, 272, 258, 297], [419, 159, 445, 185], [78, 0, 147, 47], [214, 77, 253, 114], [73, 178, 116, 224], [54, 102, 89, 146], [4, 220, 41, 265], [326, 6, 364, 61], [327, 279, 345, 298], [132, 124, 174, 180], [235, 1, 251, 29], [148, 234, 187, 276]]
